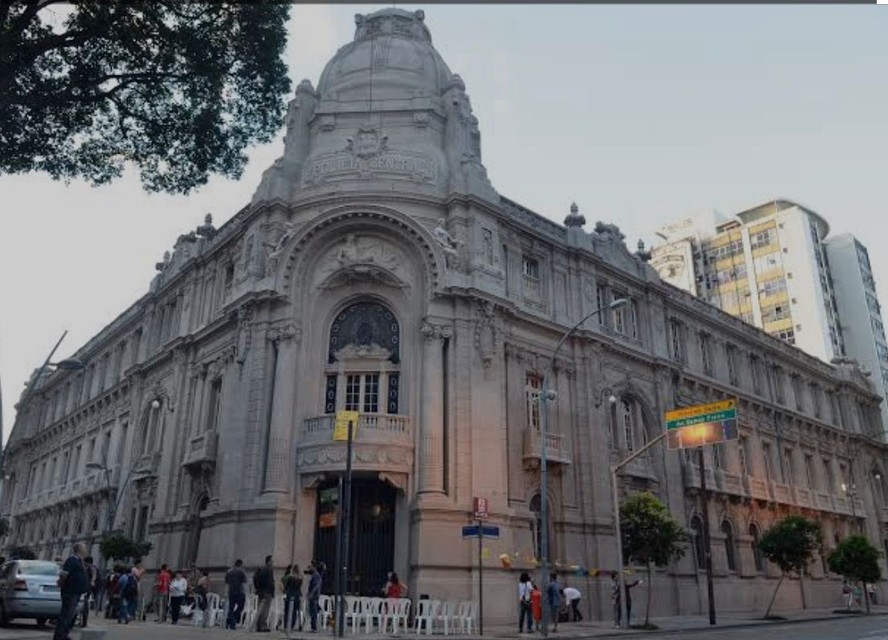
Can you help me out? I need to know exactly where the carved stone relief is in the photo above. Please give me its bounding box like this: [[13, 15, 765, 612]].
[[314, 234, 411, 291], [474, 301, 498, 367]]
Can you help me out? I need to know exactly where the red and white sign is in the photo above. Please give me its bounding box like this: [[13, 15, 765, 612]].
[[473, 497, 489, 521]]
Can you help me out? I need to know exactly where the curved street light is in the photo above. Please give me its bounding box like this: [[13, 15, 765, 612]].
[[86, 460, 157, 549], [538, 297, 628, 636]]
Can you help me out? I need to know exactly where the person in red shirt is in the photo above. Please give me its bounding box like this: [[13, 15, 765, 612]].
[[382, 572, 404, 598], [530, 583, 543, 631], [153, 564, 172, 623]]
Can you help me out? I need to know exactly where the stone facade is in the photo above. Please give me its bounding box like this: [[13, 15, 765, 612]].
[[3, 8, 888, 623]]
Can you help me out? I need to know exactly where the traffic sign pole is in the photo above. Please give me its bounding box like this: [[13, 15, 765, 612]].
[[698, 447, 716, 625], [477, 519, 484, 635]]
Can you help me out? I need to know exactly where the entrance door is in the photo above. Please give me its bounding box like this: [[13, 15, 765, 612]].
[[313, 479, 396, 596]]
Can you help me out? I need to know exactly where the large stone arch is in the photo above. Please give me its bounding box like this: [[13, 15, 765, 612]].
[[276, 205, 446, 303]]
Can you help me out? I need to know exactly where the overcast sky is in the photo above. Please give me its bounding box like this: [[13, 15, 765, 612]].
[[2, 4, 887, 441]]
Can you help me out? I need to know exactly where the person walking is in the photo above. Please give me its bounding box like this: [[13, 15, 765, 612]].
[[196, 570, 212, 627], [130, 560, 144, 622], [282, 564, 303, 632], [517, 572, 533, 633], [225, 559, 248, 630], [254, 555, 275, 632], [168, 571, 187, 625], [153, 564, 172, 622], [563, 584, 582, 622], [54, 542, 89, 640], [80, 556, 97, 628], [307, 562, 323, 632], [611, 571, 641, 628], [546, 572, 561, 632], [107, 566, 122, 620], [117, 567, 139, 624]]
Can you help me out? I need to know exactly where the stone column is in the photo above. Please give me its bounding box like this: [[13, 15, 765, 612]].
[[263, 324, 301, 494], [418, 322, 450, 495]]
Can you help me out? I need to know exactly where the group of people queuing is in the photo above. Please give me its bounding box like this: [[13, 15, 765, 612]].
[[517, 570, 642, 633]]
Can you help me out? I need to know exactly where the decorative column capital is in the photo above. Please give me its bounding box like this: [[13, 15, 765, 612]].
[[420, 321, 452, 342], [267, 322, 302, 345]]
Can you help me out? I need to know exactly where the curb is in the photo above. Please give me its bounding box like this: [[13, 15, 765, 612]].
[[535, 610, 888, 639]]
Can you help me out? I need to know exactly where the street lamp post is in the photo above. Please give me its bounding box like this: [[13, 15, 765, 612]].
[[86, 460, 156, 553], [538, 297, 628, 637]]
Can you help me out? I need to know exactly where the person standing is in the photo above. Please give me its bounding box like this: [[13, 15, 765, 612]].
[[282, 565, 303, 632], [195, 570, 211, 628], [530, 583, 542, 632], [517, 572, 533, 633], [307, 562, 323, 632], [254, 555, 275, 632], [611, 571, 641, 628], [118, 567, 140, 624], [546, 572, 561, 633], [153, 564, 172, 622], [130, 560, 144, 622], [54, 543, 89, 640], [169, 571, 187, 625], [225, 559, 248, 630], [563, 584, 582, 622], [80, 556, 98, 628]]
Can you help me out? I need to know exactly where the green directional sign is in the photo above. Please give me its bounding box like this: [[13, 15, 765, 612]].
[[665, 399, 738, 450]]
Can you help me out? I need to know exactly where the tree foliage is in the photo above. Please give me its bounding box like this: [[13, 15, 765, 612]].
[[1, 1, 291, 193], [758, 515, 821, 617], [758, 516, 821, 575], [620, 492, 687, 626], [828, 535, 881, 586], [99, 533, 152, 561], [7, 545, 37, 560]]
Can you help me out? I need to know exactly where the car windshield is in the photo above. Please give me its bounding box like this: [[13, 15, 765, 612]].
[[18, 561, 60, 576]]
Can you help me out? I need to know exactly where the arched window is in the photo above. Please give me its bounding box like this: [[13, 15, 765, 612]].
[[749, 524, 764, 572], [690, 515, 705, 570], [325, 301, 401, 415], [722, 520, 737, 572], [621, 398, 636, 452]]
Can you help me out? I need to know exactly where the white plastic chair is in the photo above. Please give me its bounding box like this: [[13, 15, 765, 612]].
[[361, 597, 384, 633], [318, 594, 334, 630], [242, 594, 259, 630], [413, 599, 440, 635], [454, 601, 476, 635], [268, 594, 284, 631], [342, 595, 362, 634], [383, 598, 411, 634], [435, 601, 456, 635], [205, 593, 224, 628]]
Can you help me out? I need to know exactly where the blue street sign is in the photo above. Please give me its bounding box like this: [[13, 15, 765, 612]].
[[462, 525, 500, 539]]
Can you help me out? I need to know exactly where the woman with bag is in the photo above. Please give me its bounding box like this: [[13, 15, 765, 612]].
[[517, 572, 533, 633]]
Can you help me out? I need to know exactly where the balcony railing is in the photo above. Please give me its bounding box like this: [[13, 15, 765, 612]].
[[523, 429, 571, 466], [183, 432, 218, 469], [302, 413, 411, 445]]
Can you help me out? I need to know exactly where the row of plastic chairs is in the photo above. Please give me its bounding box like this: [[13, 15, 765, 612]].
[[414, 600, 477, 636]]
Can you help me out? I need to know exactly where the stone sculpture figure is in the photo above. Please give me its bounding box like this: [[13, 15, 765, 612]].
[[253, 80, 319, 203], [432, 219, 461, 269], [264, 222, 297, 277]]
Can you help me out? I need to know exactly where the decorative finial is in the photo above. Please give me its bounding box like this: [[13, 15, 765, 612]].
[[636, 239, 652, 262], [205, 213, 213, 224], [564, 201, 586, 228]]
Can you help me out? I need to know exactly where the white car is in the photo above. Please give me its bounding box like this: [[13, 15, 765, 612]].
[[0, 559, 84, 627]]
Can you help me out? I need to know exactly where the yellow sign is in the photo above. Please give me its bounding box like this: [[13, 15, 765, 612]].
[[333, 410, 360, 441], [665, 399, 736, 423]]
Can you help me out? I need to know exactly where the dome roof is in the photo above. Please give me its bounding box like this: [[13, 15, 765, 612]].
[[317, 9, 453, 102]]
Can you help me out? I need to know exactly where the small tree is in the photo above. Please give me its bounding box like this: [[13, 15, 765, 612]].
[[828, 535, 881, 614], [99, 534, 152, 562], [620, 492, 688, 627], [7, 545, 37, 560], [758, 516, 821, 618]]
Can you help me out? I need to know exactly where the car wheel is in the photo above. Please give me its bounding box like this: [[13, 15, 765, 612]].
[[35, 617, 47, 628]]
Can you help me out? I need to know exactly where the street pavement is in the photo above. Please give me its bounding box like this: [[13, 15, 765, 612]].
[[2, 608, 888, 640]]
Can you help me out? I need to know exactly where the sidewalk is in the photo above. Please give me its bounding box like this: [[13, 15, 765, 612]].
[[66, 605, 888, 640]]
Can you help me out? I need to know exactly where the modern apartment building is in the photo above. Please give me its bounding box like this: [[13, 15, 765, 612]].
[[652, 200, 888, 438], [826, 234, 888, 438]]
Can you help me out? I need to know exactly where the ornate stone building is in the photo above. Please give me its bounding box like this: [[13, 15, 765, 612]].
[[3, 8, 888, 622]]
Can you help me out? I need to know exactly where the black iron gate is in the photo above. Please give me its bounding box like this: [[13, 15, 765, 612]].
[[313, 479, 396, 596]]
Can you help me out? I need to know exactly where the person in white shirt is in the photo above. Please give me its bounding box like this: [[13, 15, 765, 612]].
[[517, 572, 533, 633], [169, 572, 188, 625], [563, 585, 582, 622]]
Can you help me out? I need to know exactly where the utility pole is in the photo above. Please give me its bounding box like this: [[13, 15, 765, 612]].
[[698, 447, 716, 625]]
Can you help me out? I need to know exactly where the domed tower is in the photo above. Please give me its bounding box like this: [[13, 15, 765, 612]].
[[253, 8, 497, 204]]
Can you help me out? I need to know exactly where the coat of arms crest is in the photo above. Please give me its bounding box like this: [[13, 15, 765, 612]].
[[346, 125, 388, 159]]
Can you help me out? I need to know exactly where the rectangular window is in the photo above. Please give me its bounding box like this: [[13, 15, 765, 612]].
[[362, 374, 380, 413], [622, 399, 635, 452], [522, 256, 540, 279], [526, 374, 542, 431], [596, 284, 609, 327], [117, 423, 128, 466], [206, 378, 223, 432], [72, 445, 82, 481], [700, 333, 712, 375], [628, 301, 639, 339], [750, 228, 774, 250], [387, 373, 400, 414], [324, 375, 338, 414], [345, 375, 361, 412], [811, 383, 821, 418], [712, 444, 722, 470], [805, 455, 815, 488], [762, 443, 772, 481], [726, 344, 738, 385], [750, 355, 762, 395], [739, 437, 750, 476], [137, 505, 149, 541], [824, 459, 835, 492], [670, 320, 685, 363], [783, 449, 794, 485]]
